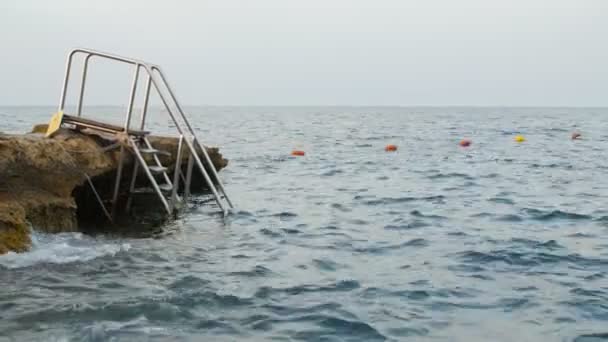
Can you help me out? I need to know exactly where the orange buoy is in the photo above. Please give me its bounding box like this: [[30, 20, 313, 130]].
[[291, 150, 305, 156], [459, 139, 472, 147], [385, 144, 398, 152], [571, 132, 581, 140]]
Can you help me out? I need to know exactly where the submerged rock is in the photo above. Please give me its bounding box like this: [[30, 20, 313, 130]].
[[0, 125, 228, 254]]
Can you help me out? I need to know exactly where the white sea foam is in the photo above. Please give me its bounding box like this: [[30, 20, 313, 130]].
[[80, 316, 169, 340], [0, 231, 130, 269]]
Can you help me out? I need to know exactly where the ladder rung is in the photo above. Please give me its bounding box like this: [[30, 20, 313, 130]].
[[131, 188, 153, 194], [139, 148, 171, 156], [132, 183, 173, 194], [159, 183, 173, 192], [149, 165, 168, 174]]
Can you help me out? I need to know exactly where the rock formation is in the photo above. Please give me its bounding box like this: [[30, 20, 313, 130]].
[[0, 125, 227, 254]]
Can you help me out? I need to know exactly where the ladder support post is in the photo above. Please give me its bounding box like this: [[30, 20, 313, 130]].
[[193, 138, 234, 208], [111, 146, 126, 218], [183, 138, 226, 214], [170, 135, 185, 211], [139, 75, 152, 130], [77, 54, 93, 117], [184, 152, 194, 202], [124, 65, 140, 131], [59, 50, 79, 112], [125, 161, 140, 213]]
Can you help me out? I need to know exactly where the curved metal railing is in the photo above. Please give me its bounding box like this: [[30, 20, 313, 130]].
[[58, 48, 233, 215]]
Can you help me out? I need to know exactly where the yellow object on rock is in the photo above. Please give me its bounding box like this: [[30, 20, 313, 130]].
[[45, 111, 64, 138]]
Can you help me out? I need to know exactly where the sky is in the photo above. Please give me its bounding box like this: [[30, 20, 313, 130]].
[[0, 0, 607, 106]]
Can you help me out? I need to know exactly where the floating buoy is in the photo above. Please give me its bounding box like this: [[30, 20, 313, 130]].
[[291, 150, 305, 156], [385, 144, 398, 152], [571, 132, 581, 140], [515, 135, 526, 143], [459, 139, 472, 147]]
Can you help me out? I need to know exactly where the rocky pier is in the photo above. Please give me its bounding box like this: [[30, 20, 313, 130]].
[[0, 125, 228, 254]]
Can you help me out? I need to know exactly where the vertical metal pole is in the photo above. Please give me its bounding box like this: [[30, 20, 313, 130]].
[[139, 75, 152, 130], [170, 135, 184, 212], [124, 64, 140, 131], [111, 146, 126, 218], [59, 51, 77, 112], [77, 54, 92, 117], [125, 161, 140, 213], [184, 152, 194, 202]]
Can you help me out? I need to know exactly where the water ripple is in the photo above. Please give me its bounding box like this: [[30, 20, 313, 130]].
[[3, 106, 608, 341]]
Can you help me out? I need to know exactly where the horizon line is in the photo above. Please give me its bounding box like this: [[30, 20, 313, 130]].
[[1, 104, 608, 109]]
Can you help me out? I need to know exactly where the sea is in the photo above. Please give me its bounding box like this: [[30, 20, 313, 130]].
[[1, 106, 607, 341]]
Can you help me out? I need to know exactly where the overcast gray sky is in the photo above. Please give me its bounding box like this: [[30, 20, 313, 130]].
[[0, 0, 607, 106]]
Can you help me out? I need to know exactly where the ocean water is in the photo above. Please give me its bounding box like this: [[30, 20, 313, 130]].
[[1, 106, 608, 341]]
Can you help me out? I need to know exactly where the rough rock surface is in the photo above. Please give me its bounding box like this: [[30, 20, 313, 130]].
[[0, 126, 228, 254]]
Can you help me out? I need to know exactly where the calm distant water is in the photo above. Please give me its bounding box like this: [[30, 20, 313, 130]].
[[1, 106, 608, 341]]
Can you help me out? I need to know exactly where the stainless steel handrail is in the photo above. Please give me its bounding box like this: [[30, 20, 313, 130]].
[[58, 48, 233, 215]]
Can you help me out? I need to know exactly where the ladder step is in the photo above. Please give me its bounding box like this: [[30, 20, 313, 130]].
[[159, 183, 173, 192], [131, 183, 173, 194], [139, 147, 171, 156], [149, 165, 168, 174], [131, 188, 153, 194]]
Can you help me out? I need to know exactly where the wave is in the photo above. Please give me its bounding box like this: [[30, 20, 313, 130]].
[[242, 311, 387, 341], [229, 265, 274, 278], [428, 172, 474, 180], [487, 197, 515, 205], [270, 211, 298, 219], [574, 333, 608, 342], [410, 210, 447, 220], [521, 208, 592, 221], [509, 238, 564, 250], [470, 212, 523, 221], [384, 221, 430, 230], [321, 169, 344, 177], [0, 232, 130, 269], [312, 258, 344, 271], [457, 250, 608, 269], [353, 238, 429, 254], [362, 195, 445, 206], [255, 280, 360, 298]]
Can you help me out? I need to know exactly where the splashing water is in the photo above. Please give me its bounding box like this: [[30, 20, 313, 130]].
[[0, 231, 130, 269]]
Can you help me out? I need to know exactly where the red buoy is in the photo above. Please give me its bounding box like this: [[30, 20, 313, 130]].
[[385, 144, 398, 152], [459, 139, 472, 147], [291, 150, 305, 156]]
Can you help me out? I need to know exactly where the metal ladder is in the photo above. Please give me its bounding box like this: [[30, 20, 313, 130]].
[[57, 48, 234, 217], [125, 135, 178, 215]]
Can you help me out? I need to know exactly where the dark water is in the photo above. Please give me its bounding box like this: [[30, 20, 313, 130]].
[[1, 106, 608, 341]]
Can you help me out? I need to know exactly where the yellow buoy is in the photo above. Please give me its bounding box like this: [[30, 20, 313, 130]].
[[515, 135, 526, 143]]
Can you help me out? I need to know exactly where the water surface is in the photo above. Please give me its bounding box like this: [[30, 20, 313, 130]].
[[1, 106, 607, 341]]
